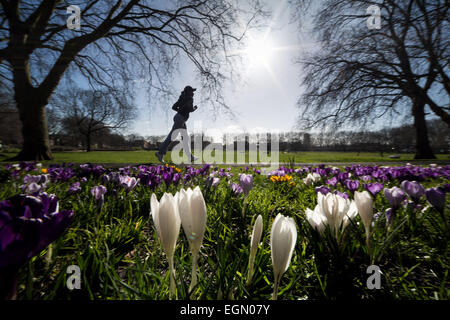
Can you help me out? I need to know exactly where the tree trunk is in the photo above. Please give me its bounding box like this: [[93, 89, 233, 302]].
[[9, 101, 53, 161], [412, 99, 436, 159], [86, 133, 91, 152]]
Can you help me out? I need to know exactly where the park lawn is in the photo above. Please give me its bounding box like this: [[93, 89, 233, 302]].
[[0, 150, 449, 164]]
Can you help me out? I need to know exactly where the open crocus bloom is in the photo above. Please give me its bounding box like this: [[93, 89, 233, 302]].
[[303, 173, 321, 186], [119, 175, 139, 192], [305, 193, 358, 238], [0, 193, 74, 268]]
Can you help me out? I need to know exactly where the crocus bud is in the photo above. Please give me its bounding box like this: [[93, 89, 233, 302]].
[[239, 174, 253, 196], [150, 193, 181, 260], [178, 187, 207, 293], [150, 192, 181, 299], [386, 208, 394, 228], [425, 187, 446, 214], [354, 191, 374, 238], [401, 181, 425, 203], [384, 187, 405, 209], [270, 214, 297, 300], [91, 185, 107, 209], [247, 215, 263, 286], [178, 187, 207, 255]]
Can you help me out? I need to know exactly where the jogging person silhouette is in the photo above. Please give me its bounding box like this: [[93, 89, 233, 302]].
[[155, 85, 198, 163]]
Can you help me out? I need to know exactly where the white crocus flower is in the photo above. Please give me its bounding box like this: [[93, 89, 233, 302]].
[[303, 173, 316, 185], [303, 173, 321, 185], [270, 214, 297, 300], [150, 192, 181, 299], [306, 193, 358, 239], [305, 206, 327, 234], [247, 215, 263, 286], [177, 186, 207, 293], [354, 191, 374, 240]]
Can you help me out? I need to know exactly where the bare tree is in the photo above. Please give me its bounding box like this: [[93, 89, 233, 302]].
[[292, 0, 449, 159], [54, 88, 136, 152], [0, 0, 265, 160]]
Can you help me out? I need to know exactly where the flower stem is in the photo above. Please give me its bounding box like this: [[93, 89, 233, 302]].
[[365, 231, 373, 263], [45, 243, 53, 268], [272, 276, 280, 300], [168, 255, 176, 300], [242, 196, 248, 218], [189, 251, 199, 296]]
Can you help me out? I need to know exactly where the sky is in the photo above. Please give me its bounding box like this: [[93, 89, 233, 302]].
[[130, 0, 311, 142]]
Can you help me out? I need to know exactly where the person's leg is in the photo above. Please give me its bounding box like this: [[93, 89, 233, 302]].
[[179, 122, 198, 161], [158, 114, 186, 155]]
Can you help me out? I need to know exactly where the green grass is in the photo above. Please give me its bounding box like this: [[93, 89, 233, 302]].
[[1, 150, 449, 164]]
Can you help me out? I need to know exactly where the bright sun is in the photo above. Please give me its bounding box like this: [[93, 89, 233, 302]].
[[245, 38, 274, 67]]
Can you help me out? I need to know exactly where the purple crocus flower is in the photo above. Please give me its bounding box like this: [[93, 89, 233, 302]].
[[162, 172, 173, 188], [239, 174, 253, 196], [333, 190, 349, 199], [326, 176, 338, 187], [0, 193, 74, 298], [401, 180, 425, 203], [91, 185, 107, 208], [364, 182, 384, 197], [172, 173, 181, 187], [68, 182, 81, 194], [384, 187, 405, 209], [119, 175, 139, 193], [344, 179, 360, 192], [101, 175, 110, 185], [338, 172, 349, 182], [205, 176, 220, 188], [231, 183, 243, 195], [23, 174, 42, 184], [22, 182, 42, 194], [425, 187, 446, 214], [315, 185, 330, 195], [386, 208, 394, 226]]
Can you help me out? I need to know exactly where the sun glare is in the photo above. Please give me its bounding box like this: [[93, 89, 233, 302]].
[[245, 38, 274, 67]]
